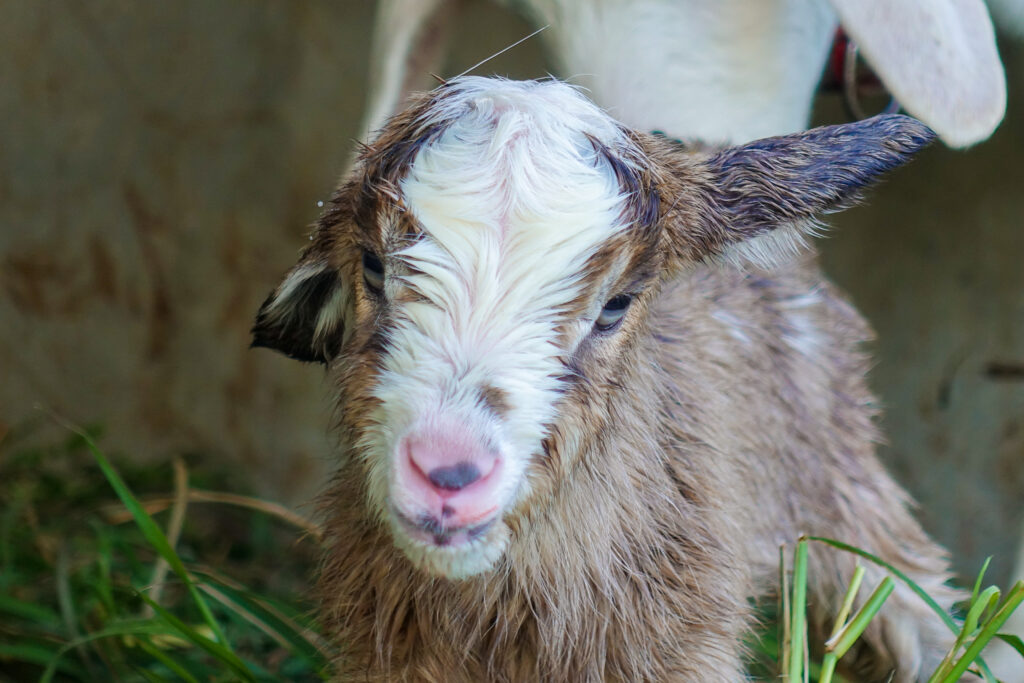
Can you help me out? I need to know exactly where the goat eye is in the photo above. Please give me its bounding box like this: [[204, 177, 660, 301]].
[[595, 294, 632, 331], [362, 251, 384, 294]]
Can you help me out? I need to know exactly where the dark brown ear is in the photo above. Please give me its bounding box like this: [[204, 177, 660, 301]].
[[654, 114, 936, 268], [251, 252, 349, 364]]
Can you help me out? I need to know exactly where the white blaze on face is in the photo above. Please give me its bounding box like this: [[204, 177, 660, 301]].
[[361, 78, 638, 577]]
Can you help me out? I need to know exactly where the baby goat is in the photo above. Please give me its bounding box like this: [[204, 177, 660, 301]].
[[253, 77, 960, 681]]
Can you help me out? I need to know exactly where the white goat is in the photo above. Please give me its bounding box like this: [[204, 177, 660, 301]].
[[363, 0, 1009, 148]]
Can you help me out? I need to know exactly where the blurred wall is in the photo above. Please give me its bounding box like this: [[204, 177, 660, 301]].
[[0, 1, 545, 504], [819, 38, 1024, 585], [1, 1, 1020, 583]]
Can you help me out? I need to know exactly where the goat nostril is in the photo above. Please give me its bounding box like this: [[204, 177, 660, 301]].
[[427, 462, 482, 491]]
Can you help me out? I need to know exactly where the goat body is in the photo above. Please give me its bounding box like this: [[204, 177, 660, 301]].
[[364, 0, 1007, 149], [254, 78, 960, 681]]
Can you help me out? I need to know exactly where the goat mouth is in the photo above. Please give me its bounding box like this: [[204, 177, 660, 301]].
[[393, 509, 497, 548]]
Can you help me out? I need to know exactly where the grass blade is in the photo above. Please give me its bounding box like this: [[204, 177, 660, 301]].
[[938, 582, 1024, 683], [55, 544, 97, 677], [965, 587, 1002, 638], [808, 537, 955, 628], [830, 565, 866, 640], [972, 557, 992, 605], [62, 421, 229, 646], [807, 536, 997, 682], [821, 582, 892, 683], [89, 519, 117, 614], [780, 544, 791, 676], [40, 621, 199, 683], [826, 576, 895, 660], [788, 538, 809, 683], [135, 637, 202, 683], [931, 585, 1003, 681], [994, 632, 1024, 659], [101, 489, 323, 544], [194, 572, 332, 671], [820, 567, 873, 683], [136, 593, 256, 682], [0, 642, 84, 676], [145, 457, 190, 614], [0, 594, 61, 623]]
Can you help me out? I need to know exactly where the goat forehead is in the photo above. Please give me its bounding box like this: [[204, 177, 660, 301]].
[[387, 79, 633, 350]]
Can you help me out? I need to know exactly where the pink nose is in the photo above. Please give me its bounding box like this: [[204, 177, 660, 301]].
[[404, 427, 497, 497], [395, 424, 503, 534]]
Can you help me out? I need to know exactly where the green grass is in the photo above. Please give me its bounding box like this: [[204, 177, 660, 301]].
[[1, 419, 1021, 681], [754, 537, 1024, 683], [0, 420, 332, 682]]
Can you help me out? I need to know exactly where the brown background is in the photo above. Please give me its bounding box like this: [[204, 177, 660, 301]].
[[1, 1, 1021, 584]]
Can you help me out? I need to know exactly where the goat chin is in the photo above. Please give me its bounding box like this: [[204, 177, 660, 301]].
[[390, 519, 510, 579], [255, 77, 961, 682]]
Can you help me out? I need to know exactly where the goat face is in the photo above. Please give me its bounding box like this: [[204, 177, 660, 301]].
[[252, 77, 934, 579]]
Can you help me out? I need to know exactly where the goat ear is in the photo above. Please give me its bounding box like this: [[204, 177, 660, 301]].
[[829, 0, 1005, 149], [251, 254, 349, 364], [662, 114, 935, 269]]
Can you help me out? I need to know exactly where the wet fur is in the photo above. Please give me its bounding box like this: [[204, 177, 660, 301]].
[[254, 79, 961, 681]]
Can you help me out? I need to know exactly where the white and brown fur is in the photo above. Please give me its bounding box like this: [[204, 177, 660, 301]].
[[253, 78, 962, 681]]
